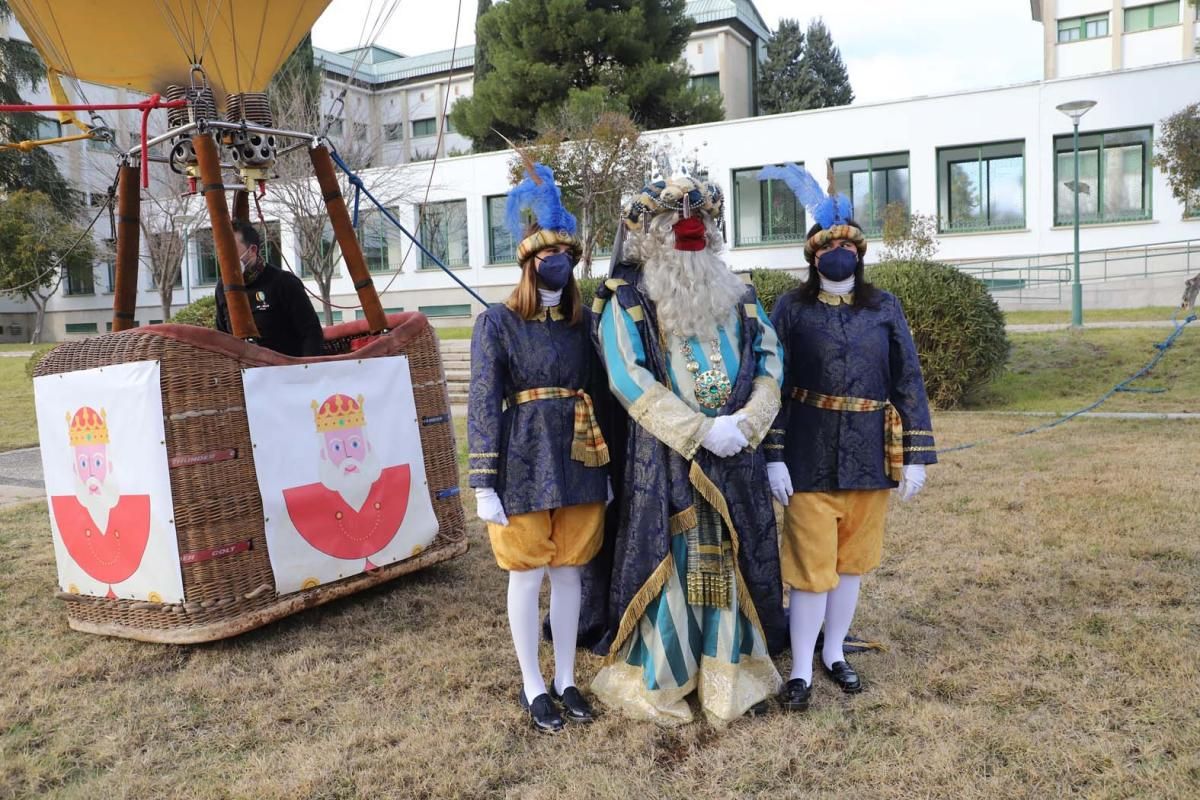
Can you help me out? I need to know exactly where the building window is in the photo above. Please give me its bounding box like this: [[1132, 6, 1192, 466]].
[[1124, 1, 1180, 32], [65, 263, 95, 296], [832, 152, 910, 237], [486, 194, 525, 264], [732, 165, 807, 247], [1057, 13, 1109, 42], [688, 73, 721, 95], [445, 117, 457, 134], [35, 116, 61, 140], [384, 123, 404, 142], [195, 229, 219, 285], [418, 200, 469, 269], [1054, 128, 1152, 226], [65, 322, 99, 334], [296, 218, 341, 279], [326, 118, 344, 137], [356, 306, 403, 319], [412, 117, 437, 138], [359, 208, 399, 273], [353, 123, 369, 141], [937, 142, 1025, 233], [419, 303, 471, 318]]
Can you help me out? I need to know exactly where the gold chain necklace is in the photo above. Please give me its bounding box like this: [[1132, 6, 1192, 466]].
[[677, 333, 732, 410]]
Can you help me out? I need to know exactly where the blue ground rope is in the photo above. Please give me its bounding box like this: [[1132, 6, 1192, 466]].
[[939, 311, 1198, 455], [328, 148, 490, 307]]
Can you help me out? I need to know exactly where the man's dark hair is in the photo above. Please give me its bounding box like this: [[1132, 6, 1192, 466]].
[[232, 220, 262, 250]]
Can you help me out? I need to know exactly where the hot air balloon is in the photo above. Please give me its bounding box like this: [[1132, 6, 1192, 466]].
[[7, 1, 469, 642]]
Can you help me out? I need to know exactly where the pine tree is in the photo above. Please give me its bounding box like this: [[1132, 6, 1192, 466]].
[[465, 0, 505, 151], [450, 0, 723, 151], [796, 19, 854, 110], [0, 0, 78, 215], [758, 18, 806, 115]]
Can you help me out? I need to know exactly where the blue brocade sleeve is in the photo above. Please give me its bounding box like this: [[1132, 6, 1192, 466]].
[[886, 296, 938, 466], [467, 312, 505, 488]]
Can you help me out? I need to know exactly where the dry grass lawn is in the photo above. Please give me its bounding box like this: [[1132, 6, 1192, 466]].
[[1, 414, 1199, 799]]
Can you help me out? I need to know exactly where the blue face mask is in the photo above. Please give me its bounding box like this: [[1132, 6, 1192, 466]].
[[536, 252, 574, 290], [816, 246, 858, 282]]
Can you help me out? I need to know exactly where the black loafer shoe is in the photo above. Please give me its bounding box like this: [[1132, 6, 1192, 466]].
[[823, 660, 863, 694], [549, 685, 596, 723], [779, 678, 811, 712], [746, 699, 772, 717], [520, 690, 565, 733]]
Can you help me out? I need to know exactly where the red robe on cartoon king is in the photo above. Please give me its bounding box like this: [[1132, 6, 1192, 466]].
[[49, 407, 151, 598], [282, 393, 412, 572]]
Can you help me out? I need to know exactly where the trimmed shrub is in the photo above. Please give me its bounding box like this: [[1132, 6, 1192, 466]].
[[577, 276, 603, 310], [24, 343, 56, 380], [746, 268, 802, 312], [171, 295, 217, 329], [867, 260, 1009, 409]]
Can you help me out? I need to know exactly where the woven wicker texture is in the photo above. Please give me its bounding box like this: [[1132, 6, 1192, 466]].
[[35, 313, 467, 643]]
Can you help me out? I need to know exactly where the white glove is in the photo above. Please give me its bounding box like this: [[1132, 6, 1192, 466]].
[[700, 413, 749, 458], [475, 487, 509, 526], [606, 477, 614, 506], [766, 462, 793, 506], [897, 464, 926, 502]]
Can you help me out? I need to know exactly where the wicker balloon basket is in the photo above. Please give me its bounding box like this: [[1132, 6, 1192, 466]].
[[33, 312, 467, 643]]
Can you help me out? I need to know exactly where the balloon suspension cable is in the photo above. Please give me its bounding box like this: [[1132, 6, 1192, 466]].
[[327, 148, 489, 308]]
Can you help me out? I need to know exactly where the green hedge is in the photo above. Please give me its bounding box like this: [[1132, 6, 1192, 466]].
[[745, 268, 802, 312], [171, 295, 217, 328], [867, 260, 1009, 409]]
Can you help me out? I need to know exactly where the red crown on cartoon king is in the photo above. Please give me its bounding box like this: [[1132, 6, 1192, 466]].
[[50, 406, 152, 598], [282, 393, 413, 575]]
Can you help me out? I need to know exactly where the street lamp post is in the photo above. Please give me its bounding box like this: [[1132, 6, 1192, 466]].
[[1056, 99, 1097, 329]]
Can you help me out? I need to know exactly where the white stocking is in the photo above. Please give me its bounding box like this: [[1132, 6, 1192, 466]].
[[547, 565, 582, 694], [507, 568, 547, 701], [822, 574, 862, 669], [788, 589, 828, 684]]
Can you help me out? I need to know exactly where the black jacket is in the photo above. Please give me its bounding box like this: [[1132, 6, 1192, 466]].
[[215, 265, 324, 357]]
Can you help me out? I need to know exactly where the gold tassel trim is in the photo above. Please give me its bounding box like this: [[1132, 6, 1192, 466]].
[[668, 506, 698, 535], [571, 439, 611, 467], [601, 554, 678, 665]]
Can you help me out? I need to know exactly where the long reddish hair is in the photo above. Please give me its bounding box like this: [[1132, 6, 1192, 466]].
[[505, 224, 583, 325]]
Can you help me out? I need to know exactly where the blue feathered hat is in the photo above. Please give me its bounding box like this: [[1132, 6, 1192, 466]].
[[505, 158, 580, 264], [757, 163, 866, 261]]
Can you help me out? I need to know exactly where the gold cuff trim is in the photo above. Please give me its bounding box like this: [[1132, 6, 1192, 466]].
[[769, 428, 785, 435], [469, 452, 499, 458], [904, 430, 935, 437], [736, 376, 782, 448], [469, 468, 498, 475], [592, 296, 607, 313], [903, 446, 937, 453], [628, 384, 708, 460], [626, 305, 645, 322], [763, 444, 784, 450]]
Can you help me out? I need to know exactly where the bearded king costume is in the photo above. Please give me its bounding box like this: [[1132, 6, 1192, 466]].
[[585, 177, 787, 725], [468, 161, 611, 732], [758, 164, 936, 709]]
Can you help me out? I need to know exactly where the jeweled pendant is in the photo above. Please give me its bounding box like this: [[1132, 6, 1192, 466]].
[[694, 369, 732, 410]]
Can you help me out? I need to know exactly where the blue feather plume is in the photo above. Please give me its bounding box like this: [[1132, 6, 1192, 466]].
[[758, 162, 854, 230], [505, 163, 577, 240]]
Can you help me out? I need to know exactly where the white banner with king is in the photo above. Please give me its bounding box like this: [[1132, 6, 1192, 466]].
[[242, 356, 440, 595]]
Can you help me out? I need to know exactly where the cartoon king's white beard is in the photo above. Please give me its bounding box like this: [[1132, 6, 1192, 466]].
[[317, 440, 384, 511], [627, 214, 747, 339], [74, 469, 122, 532]]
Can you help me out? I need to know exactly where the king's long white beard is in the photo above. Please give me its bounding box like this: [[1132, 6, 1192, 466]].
[[317, 442, 384, 511], [74, 473, 121, 532], [626, 216, 745, 338]]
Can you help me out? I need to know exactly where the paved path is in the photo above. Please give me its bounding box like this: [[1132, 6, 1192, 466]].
[[0, 350, 33, 358], [1006, 320, 1183, 333], [0, 446, 43, 509]]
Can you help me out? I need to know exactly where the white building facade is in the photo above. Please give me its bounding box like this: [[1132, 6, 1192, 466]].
[[1033, 0, 1199, 78]]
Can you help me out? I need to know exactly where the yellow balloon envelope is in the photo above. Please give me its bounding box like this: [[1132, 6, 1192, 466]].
[[8, 0, 332, 97]]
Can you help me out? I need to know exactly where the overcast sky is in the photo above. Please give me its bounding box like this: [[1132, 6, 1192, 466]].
[[312, 0, 1045, 103]]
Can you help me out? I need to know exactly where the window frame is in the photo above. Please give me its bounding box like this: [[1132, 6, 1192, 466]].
[[688, 72, 721, 95], [830, 151, 911, 237], [65, 322, 99, 334], [1052, 126, 1154, 227], [936, 140, 1027, 234], [411, 117, 437, 138], [64, 262, 96, 296], [418, 303, 471, 318], [1124, 1, 1180, 32], [731, 164, 808, 248], [486, 194, 521, 265], [1057, 12, 1110, 42], [417, 200, 470, 270]]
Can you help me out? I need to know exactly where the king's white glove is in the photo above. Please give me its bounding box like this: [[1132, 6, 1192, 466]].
[[475, 487, 509, 526], [766, 462, 793, 506], [897, 464, 927, 502], [700, 413, 749, 458]]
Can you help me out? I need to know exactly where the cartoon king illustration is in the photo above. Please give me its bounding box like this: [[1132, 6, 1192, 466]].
[[49, 407, 152, 599], [281, 393, 413, 574]]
